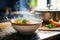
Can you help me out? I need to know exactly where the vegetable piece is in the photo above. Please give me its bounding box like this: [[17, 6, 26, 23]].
[[49, 19, 60, 27], [22, 19, 28, 24], [55, 24, 60, 27], [46, 24, 56, 28], [14, 19, 22, 24]]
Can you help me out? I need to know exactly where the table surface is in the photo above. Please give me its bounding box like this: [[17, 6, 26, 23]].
[[0, 22, 60, 40]]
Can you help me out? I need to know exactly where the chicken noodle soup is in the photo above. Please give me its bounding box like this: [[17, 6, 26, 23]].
[[11, 18, 40, 25]]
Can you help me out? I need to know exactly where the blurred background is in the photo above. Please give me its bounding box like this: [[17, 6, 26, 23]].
[[0, 0, 60, 21]]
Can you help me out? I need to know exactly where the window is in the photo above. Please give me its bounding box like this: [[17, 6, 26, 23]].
[[50, 0, 57, 10], [56, 0, 60, 10], [36, 0, 47, 10], [35, 0, 60, 10]]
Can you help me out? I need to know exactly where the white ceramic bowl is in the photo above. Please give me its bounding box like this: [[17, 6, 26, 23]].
[[10, 19, 43, 34]]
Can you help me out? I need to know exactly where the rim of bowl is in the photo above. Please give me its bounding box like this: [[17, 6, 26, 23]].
[[10, 19, 43, 26], [11, 22, 41, 26]]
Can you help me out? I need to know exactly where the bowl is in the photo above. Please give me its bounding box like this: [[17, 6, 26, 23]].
[[10, 19, 43, 34]]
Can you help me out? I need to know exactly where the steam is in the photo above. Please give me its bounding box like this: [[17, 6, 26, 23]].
[[12, 0, 43, 23], [19, 0, 30, 11]]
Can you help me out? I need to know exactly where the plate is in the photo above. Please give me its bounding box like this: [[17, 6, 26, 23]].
[[38, 26, 60, 31]]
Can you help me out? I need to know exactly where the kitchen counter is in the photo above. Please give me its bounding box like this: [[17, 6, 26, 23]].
[[0, 22, 60, 40]]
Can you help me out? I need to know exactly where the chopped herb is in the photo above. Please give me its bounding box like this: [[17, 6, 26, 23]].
[[46, 24, 56, 28], [22, 19, 28, 24]]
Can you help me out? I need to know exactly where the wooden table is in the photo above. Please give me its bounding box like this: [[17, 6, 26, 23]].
[[0, 22, 60, 40]]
